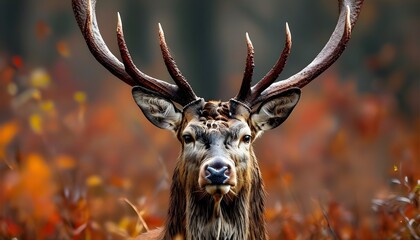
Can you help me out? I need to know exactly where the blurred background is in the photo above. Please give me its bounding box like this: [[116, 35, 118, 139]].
[[0, 0, 419, 239]]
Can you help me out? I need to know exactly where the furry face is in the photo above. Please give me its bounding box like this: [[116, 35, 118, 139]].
[[170, 101, 262, 239], [132, 90, 300, 239], [180, 102, 252, 201]]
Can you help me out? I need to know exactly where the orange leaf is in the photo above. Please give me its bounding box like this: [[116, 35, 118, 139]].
[[0, 121, 19, 146], [55, 154, 76, 170], [56, 40, 71, 58], [13, 154, 57, 221], [35, 21, 51, 40]]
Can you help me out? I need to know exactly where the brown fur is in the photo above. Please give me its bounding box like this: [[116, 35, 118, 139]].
[[137, 101, 267, 239]]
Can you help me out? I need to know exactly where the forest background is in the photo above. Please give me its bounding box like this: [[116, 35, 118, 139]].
[[0, 0, 419, 239]]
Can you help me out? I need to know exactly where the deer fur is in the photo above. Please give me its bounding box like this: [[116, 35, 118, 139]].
[[133, 88, 301, 239]]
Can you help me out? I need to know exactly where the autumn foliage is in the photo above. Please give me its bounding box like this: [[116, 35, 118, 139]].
[[1, 52, 418, 239], [1, 17, 419, 240]]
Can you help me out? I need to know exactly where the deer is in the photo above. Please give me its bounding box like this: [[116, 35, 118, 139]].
[[72, 0, 363, 239]]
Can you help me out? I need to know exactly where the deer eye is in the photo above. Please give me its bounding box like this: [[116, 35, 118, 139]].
[[242, 135, 252, 144], [182, 134, 194, 144]]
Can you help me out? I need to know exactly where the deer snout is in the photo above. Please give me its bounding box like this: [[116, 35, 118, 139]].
[[199, 159, 236, 195], [206, 165, 229, 185]]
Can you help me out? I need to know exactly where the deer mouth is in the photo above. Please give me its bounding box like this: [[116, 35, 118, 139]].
[[199, 173, 237, 199], [205, 185, 231, 202], [205, 184, 231, 195]]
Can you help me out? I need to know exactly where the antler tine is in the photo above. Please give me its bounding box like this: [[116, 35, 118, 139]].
[[251, 22, 292, 98], [73, 0, 197, 106], [251, 0, 363, 106], [235, 23, 291, 105], [236, 32, 255, 102], [116, 14, 188, 104], [158, 24, 198, 102], [72, 0, 136, 86]]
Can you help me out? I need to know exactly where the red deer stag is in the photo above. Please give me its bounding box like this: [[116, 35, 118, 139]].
[[72, 0, 363, 239]]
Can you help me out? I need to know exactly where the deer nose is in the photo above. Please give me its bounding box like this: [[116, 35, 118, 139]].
[[205, 161, 230, 185]]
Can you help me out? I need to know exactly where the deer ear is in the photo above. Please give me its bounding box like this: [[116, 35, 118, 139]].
[[132, 86, 182, 131], [251, 88, 301, 132]]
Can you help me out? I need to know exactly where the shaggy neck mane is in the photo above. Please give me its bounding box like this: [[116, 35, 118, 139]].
[[186, 187, 250, 239], [162, 156, 267, 240]]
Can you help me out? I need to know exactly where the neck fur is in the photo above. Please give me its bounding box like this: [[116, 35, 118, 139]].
[[162, 155, 267, 240], [185, 188, 249, 240]]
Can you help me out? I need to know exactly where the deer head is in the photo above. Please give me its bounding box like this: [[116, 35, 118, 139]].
[[72, 0, 363, 239]]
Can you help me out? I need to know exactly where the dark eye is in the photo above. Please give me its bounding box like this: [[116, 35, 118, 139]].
[[182, 134, 194, 144], [242, 135, 252, 144]]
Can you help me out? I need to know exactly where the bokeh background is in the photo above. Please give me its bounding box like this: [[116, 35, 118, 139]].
[[0, 0, 419, 239]]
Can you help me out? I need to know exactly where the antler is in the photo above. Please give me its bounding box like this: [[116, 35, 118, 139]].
[[72, 0, 198, 106], [235, 0, 363, 107]]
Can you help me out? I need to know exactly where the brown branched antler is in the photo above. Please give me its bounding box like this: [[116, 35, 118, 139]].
[[72, 0, 198, 106], [235, 0, 363, 108]]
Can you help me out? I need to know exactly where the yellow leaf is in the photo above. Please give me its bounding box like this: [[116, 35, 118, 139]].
[[74, 91, 87, 103], [118, 217, 131, 231], [39, 100, 55, 112], [30, 69, 51, 89], [29, 113, 43, 134], [122, 198, 148, 234], [86, 175, 102, 187]]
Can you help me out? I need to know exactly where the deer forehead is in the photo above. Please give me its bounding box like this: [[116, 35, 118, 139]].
[[183, 121, 250, 139], [181, 101, 251, 139]]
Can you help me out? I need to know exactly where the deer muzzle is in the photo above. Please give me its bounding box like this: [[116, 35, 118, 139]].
[[199, 158, 237, 196]]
